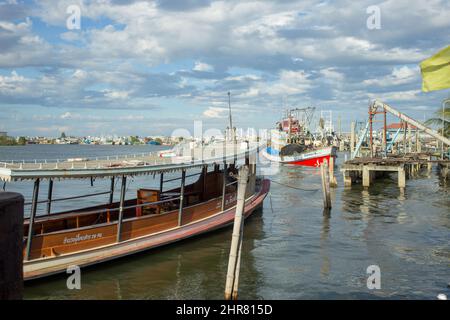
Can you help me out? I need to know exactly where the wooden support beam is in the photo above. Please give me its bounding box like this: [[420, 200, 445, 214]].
[[416, 130, 421, 153], [364, 165, 404, 172]]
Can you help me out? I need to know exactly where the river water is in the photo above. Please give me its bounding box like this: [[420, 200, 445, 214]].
[[0, 145, 448, 299]]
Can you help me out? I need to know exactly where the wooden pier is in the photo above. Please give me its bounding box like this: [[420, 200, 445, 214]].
[[343, 100, 450, 189], [341, 153, 450, 189]]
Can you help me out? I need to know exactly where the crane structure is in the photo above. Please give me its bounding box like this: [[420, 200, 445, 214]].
[[353, 100, 450, 159]]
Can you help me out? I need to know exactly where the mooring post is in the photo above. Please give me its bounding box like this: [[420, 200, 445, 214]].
[[320, 161, 331, 209], [25, 178, 40, 261], [225, 165, 249, 300], [46, 179, 53, 215], [178, 169, 186, 226], [116, 176, 127, 242], [0, 192, 24, 300], [329, 156, 337, 187]]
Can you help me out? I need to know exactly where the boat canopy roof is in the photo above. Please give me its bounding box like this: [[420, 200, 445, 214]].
[[0, 141, 261, 182]]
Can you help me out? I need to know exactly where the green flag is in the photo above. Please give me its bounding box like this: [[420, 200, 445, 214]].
[[420, 45, 450, 92]]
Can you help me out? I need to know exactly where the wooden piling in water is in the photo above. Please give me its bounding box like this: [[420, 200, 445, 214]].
[[225, 165, 249, 300], [0, 192, 24, 300], [329, 156, 337, 187], [321, 161, 332, 209], [362, 166, 371, 188]]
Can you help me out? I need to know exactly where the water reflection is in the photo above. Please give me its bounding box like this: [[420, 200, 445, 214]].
[[320, 213, 331, 279]]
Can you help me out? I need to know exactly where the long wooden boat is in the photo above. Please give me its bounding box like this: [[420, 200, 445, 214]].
[[0, 142, 269, 280]]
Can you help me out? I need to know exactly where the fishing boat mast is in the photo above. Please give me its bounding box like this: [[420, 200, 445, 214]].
[[227, 92, 236, 143]]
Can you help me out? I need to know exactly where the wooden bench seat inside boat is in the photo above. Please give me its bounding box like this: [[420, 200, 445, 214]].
[[23, 169, 233, 237]]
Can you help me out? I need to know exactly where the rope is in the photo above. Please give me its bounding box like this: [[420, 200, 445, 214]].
[[268, 178, 319, 192]]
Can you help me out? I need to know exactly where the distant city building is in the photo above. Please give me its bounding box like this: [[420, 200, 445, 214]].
[[0, 131, 7, 137]]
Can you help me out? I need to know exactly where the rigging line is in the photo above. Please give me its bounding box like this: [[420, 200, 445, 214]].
[[268, 178, 319, 192]]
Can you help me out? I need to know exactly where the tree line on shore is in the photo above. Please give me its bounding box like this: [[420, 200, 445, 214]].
[[0, 136, 27, 146]]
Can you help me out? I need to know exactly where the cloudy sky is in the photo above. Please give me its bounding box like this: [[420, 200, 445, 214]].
[[0, 0, 449, 137]]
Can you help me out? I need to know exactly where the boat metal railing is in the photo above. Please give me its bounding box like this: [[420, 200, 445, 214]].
[[162, 172, 201, 183], [0, 141, 265, 171], [28, 195, 184, 220], [0, 151, 161, 164], [24, 191, 111, 206]]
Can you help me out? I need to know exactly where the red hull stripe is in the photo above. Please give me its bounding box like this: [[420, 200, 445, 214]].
[[285, 155, 333, 167]]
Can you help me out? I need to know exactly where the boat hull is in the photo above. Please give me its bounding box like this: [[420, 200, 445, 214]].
[[23, 179, 270, 280], [262, 146, 336, 167]]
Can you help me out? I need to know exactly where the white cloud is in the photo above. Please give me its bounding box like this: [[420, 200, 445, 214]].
[[193, 61, 214, 72], [368, 90, 421, 102], [103, 90, 130, 99], [266, 70, 312, 96], [363, 66, 419, 87], [60, 112, 73, 119], [203, 107, 228, 118], [319, 68, 345, 82]]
